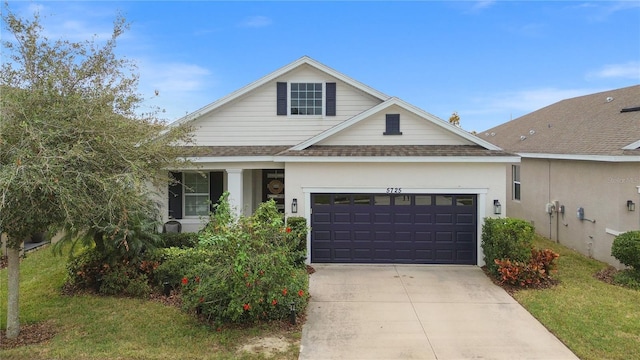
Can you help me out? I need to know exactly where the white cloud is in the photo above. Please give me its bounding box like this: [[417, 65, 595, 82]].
[[587, 62, 640, 80], [473, 1, 496, 11], [135, 60, 215, 122], [238, 16, 273, 28]]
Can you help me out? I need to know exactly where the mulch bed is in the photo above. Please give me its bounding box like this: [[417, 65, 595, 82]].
[[594, 266, 619, 285], [0, 322, 57, 350]]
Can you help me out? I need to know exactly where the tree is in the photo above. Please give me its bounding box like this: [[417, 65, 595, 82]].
[[449, 111, 460, 127], [0, 7, 192, 338]]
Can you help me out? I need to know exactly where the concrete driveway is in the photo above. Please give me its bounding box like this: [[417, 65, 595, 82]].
[[299, 265, 578, 360]]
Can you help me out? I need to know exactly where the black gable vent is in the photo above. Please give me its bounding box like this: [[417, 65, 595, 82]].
[[621, 106, 640, 113]]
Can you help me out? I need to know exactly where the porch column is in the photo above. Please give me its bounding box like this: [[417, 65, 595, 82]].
[[226, 168, 244, 216]]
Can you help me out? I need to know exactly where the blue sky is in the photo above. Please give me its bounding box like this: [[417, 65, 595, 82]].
[[4, 1, 640, 131]]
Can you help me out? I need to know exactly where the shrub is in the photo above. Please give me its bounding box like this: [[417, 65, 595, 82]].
[[612, 231, 640, 271], [482, 218, 535, 275], [158, 232, 199, 248], [66, 247, 152, 297], [178, 195, 309, 323], [152, 247, 215, 289], [494, 248, 559, 288], [613, 270, 640, 290], [286, 216, 308, 267]]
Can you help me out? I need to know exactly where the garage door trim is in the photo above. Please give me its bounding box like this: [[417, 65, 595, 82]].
[[301, 188, 488, 265]]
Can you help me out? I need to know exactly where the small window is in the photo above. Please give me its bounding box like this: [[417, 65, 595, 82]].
[[374, 195, 391, 205], [313, 194, 331, 205], [334, 195, 350, 205], [435, 195, 453, 206], [384, 114, 402, 135], [393, 195, 411, 205], [184, 172, 209, 216], [353, 195, 371, 205], [512, 165, 521, 201], [456, 196, 474, 206], [291, 83, 322, 115], [415, 195, 432, 205]]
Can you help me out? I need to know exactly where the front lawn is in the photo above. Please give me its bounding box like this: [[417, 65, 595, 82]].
[[0, 246, 301, 359], [513, 236, 640, 360]]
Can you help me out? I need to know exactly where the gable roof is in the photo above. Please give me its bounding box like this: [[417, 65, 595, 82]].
[[291, 97, 502, 151], [171, 56, 390, 126], [482, 85, 640, 161]]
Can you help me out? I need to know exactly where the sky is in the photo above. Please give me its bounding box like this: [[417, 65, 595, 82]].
[[3, 1, 640, 132]]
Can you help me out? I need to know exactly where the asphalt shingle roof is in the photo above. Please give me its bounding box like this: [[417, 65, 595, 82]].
[[277, 145, 514, 157], [179, 145, 514, 158], [482, 85, 640, 156]]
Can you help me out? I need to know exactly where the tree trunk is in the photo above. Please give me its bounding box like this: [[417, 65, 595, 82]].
[[6, 245, 20, 339]]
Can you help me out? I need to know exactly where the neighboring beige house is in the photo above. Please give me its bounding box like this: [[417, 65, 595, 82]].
[[163, 56, 517, 265], [482, 85, 640, 267]]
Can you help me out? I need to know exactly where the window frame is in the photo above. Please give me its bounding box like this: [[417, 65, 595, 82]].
[[183, 172, 210, 217], [383, 114, 402, 135], [289, 82, 324, 116], [512, 165, 521, 201]]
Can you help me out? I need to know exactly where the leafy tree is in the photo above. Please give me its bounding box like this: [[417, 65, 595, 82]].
[[0, 7, 192, 338], [449, 111, 460, 127]]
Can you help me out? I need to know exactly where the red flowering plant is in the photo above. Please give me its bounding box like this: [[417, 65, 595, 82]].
[[177, 194, 310, 323]]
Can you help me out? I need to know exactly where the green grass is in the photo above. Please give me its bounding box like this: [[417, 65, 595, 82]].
[[0, 246, 300, 359], [514, 236, 640, 360]]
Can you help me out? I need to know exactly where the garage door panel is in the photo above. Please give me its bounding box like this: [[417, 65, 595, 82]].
[[435, 250, 454, 262], [333, 212, 351, 223], [435, 213, 453, 224], [414, 213, 432, 224], [311, 193, 476, 264], [394, 213, 412, 223], [353, 212, 372, 223], [312, 212, 331, 224], [373, 213, 392, 223], [456, 232, 475, 243], [456, 213, 475, 224], [353, 231, 372, 241], [435, 232, 453, 242]]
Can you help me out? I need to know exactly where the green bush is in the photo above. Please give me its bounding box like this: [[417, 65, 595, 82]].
[[177, 195, 309, 324], [612, 231, 640, 271], [613, 270, 640, 290], [286, 216, 308, 267], [153, 247, 215, 289], [482, 218, 535, 275], [66, 247, 152, 297], [158, 232, 199, 248]]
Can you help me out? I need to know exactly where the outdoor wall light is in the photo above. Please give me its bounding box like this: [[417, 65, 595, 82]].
[[291, 198, 298, 213], [493, 200, 502, 215], [627, 200, 636, 212]]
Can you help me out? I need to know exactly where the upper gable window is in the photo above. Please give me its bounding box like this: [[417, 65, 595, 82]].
[[276, 82, 336, 116], [384, 114, 402, 135], [291, 83, 323, 115]]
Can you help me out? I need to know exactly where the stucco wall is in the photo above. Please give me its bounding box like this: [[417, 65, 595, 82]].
[[506, 158, 640, 267]]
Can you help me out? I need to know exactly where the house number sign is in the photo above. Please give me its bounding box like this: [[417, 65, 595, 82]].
[[386, 188, 402, 194]]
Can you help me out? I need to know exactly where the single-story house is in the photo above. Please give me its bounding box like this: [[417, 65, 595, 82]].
[[482, 85, 640, 267], [162, 56, 517, 265]]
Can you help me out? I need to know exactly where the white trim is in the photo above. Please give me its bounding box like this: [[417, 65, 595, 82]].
[[184, 156, 280, 163], [171, 56, 389, 126], [518, 152, 640, 162], [291, 97, 503, 151], [623, 139, 640, 150], [606, 228, 628, 236], [302, 187, 489, 195], [276, 156, 520, 163]]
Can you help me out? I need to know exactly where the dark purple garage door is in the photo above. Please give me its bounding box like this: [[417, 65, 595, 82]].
[[311, 194, 477, 264]]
